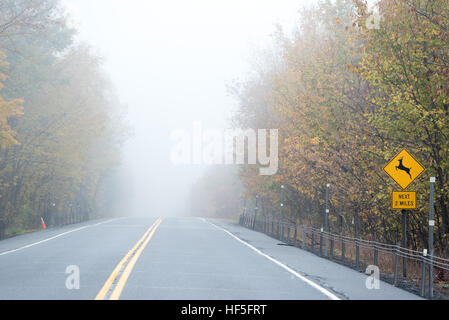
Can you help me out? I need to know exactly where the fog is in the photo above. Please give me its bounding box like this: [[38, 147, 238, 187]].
[[63, 0, 306, 217]]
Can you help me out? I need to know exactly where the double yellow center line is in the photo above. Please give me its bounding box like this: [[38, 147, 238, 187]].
[[95, 217, 163, 300]]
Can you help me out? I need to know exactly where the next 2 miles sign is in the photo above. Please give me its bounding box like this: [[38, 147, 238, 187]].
[[392, 191, 416, 209]]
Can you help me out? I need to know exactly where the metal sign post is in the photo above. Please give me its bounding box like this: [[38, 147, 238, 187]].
[[280, 185, 284, 241], [429, 177, 435, 299], [325, 183, 330, 257], [401, 209, 407, 277], [253, 195, 258, 230]]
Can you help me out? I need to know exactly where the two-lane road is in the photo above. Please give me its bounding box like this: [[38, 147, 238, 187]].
[[0, 216, 421, 300]]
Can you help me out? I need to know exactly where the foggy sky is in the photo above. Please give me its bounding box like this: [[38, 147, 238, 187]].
[[63, 0, 308, 217]]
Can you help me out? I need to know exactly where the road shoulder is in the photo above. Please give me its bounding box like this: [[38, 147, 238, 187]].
[[207, 219, 422, 300]]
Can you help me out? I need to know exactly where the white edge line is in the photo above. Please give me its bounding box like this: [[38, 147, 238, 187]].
[[0, 217, 125, 256], [202, 218, 341, 301]]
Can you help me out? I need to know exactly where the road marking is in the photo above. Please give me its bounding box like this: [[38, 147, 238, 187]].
[[94, 218, 160, 300], [0, 218, 125, 257], [95, 217, 163, 300], [203, 219, 341, 300], [109, 218, 163, 300]]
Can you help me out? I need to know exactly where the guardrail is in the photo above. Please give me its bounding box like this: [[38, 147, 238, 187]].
[[239, 213, 449, 299]]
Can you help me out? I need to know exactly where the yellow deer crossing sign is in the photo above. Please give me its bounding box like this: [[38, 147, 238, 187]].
[[383, 149, 425, 190]]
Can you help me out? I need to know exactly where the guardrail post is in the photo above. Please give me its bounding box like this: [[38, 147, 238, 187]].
[[355, 238, 360, 269], [280, 222, 283, 241], [302, 225, 306, 249], [374, 240, 378, 267], [394, 243, 400, 286], [0, 220, 5, 240], [341, 236, 345, 263], [278, 220, 281, 240], [287, 225, 291, 244], [311, 229, 315, 252], [319, 229, 323, 256], [267, 218, 270, 234], [279, 221, 282, 241], [279, 221, 281, 240], [293, 224, 297, 246], [254, 196, 259, 230], [330, 237, 334, 258], [266, 217, 269, 234], [282, 223, 286, 242], [421, 249, 427, 297]]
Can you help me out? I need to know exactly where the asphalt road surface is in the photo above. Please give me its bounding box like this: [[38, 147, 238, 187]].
[[0, 216, 421, 300]]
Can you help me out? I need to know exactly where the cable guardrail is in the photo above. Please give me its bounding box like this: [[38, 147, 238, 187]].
[[239, 213, 449, 298]]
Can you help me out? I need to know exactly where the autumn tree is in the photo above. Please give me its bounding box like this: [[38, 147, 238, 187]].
[[354, 0, 449, 251], [0, 0, 128, 238], [228, 0, 449, 254], [0, 49, 22, 148]]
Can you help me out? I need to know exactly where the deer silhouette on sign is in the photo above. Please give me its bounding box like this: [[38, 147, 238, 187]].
[[396, 157, 412, 179]]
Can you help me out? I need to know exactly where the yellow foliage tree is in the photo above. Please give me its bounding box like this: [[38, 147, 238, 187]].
[[0, 50, 23, 148]]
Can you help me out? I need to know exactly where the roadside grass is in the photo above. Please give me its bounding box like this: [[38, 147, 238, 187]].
[[4, 226, 39, 239]]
